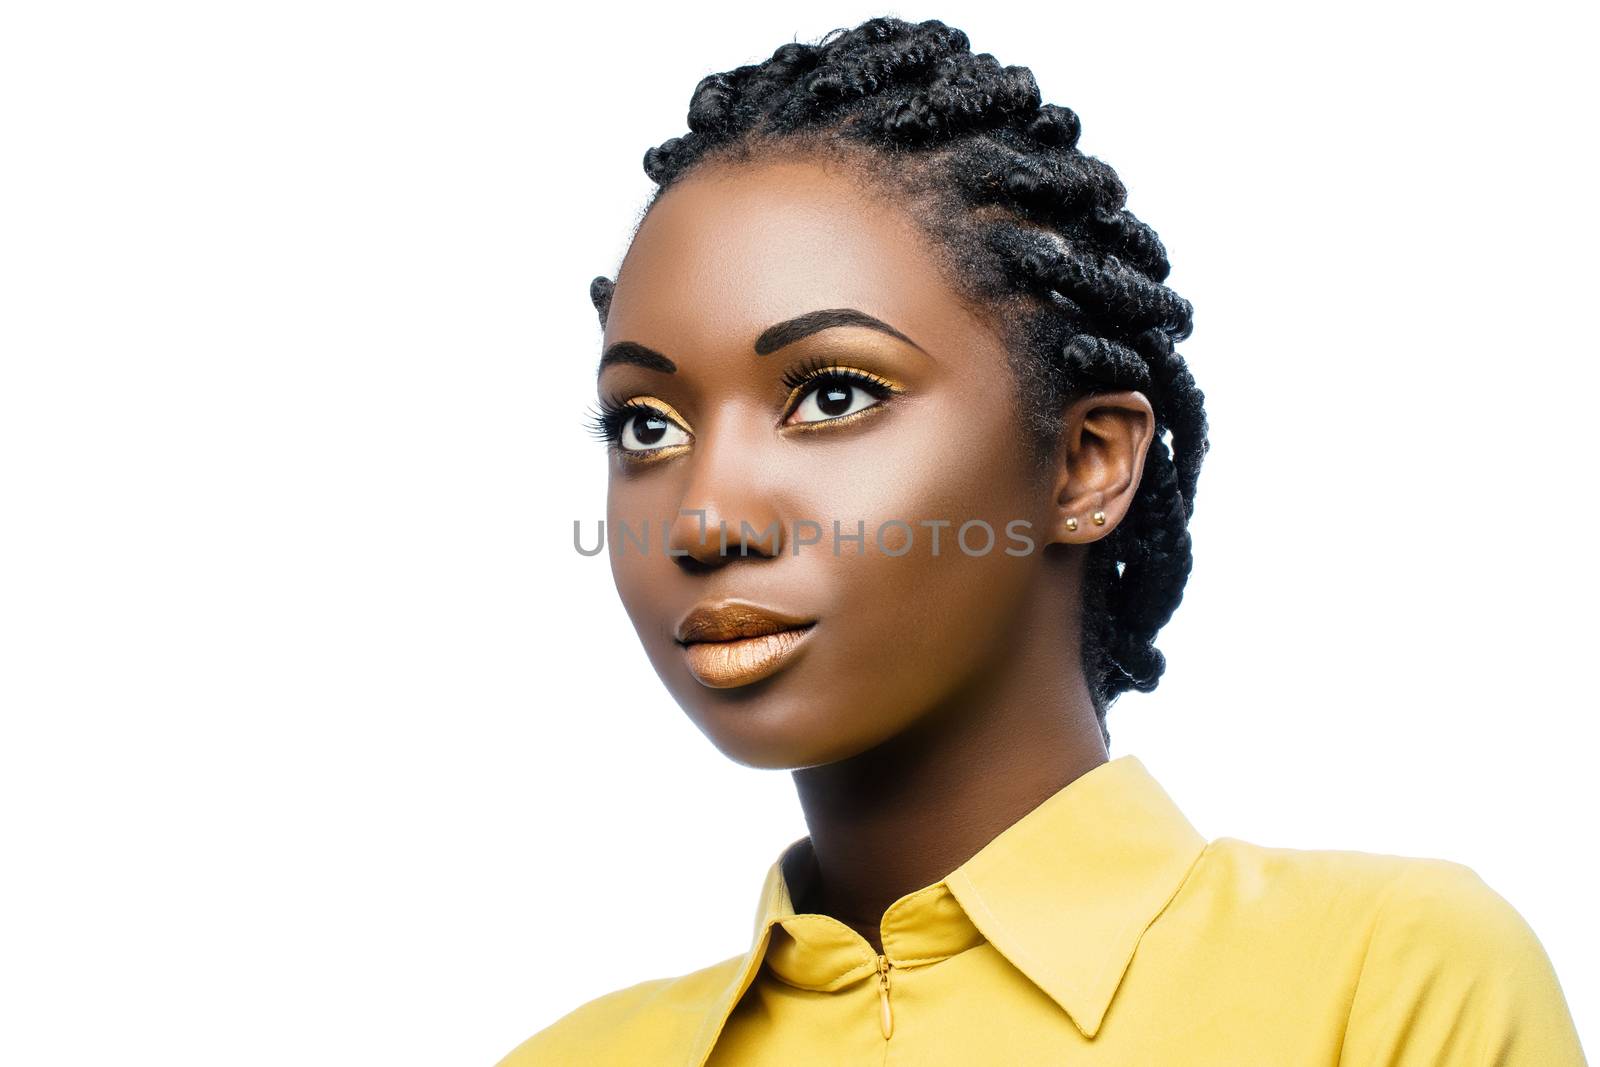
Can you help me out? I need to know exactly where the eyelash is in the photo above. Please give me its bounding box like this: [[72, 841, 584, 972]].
[[778, 353, 894, 400], [585, 356, 899, 456], [584, 395, 676, 453]]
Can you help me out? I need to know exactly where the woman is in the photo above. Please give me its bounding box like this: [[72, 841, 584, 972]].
[[501, 16, 1585, 1065]]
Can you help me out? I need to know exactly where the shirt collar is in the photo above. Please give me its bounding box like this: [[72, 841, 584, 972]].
[[684, 754, 1208, 1067]]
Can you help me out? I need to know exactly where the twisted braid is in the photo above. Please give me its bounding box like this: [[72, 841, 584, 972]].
[[591, 16, 1210, 744]]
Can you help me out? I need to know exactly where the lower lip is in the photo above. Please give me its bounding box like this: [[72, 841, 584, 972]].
[[680, 625, 816, 688]]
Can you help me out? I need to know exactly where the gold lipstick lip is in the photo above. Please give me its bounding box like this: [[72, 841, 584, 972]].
[[674, 600, 818, 645], [679, 622, 818, 689]]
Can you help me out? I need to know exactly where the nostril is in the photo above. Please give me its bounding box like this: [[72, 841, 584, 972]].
[[674, 553, 718, 575]]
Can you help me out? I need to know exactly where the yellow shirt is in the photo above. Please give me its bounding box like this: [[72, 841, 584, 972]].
[[498, 755, 1586, 1065]]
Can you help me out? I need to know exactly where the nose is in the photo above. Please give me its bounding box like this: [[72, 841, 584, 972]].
[[666, 432, 785, 570]]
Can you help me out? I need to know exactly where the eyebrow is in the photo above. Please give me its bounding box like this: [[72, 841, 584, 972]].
[[597, 307, 927, 377]]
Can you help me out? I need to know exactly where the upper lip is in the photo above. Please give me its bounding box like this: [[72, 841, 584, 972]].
[[674, 600, 817, 644]]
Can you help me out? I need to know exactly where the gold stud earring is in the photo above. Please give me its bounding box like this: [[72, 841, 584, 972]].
[[1065, 517, 1078, 532], [1092, 510, 1106, 525]]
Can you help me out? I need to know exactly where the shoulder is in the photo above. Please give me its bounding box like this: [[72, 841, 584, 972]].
[[1337, 852, 1563, 1004], [1184, 837, 1548, 962], [1193, 835, 1421, 892], [1182, 839, 1585, 1063], [493, 952, 747, 1067], [1170, 835, 1448, 932], [1354, 851, 1549, 965], [1190, 837, 1531, 940], [1340, 855, 1585, 1061]]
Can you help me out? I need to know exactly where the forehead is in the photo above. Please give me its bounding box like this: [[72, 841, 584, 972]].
[[606, 157, 983, 352]]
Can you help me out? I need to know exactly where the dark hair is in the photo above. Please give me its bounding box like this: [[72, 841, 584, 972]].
[[589, 15, 1209, 745]]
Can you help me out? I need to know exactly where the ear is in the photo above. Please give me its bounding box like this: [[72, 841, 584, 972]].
[[1045, 390, 1157, 547]]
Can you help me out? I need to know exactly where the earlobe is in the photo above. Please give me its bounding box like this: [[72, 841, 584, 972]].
[[1054, 503, 1107, 544]]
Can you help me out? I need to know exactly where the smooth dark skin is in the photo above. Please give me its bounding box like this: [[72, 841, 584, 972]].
[[598, 155, 1156, 956]]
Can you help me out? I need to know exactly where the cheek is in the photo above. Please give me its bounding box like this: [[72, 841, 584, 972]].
[[798, 389, 1041, 591], [789, 403, 1045, 728], [606, 540, 650, 625], [604, 482, 679, 647]]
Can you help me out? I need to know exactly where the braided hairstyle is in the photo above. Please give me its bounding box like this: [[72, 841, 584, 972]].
[[588, 16, 1209, 745]]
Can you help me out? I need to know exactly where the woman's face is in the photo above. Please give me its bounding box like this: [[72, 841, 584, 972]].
[[599, 156, 1077, 770]]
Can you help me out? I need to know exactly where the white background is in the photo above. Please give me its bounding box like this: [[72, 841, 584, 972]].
[[2, 2, 1595, 1064]]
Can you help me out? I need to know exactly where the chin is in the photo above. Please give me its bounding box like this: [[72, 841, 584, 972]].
[[684, 693, 886, 771]]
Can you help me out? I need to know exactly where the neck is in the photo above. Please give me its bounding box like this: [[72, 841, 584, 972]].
[[788, 568, 1108, 954]]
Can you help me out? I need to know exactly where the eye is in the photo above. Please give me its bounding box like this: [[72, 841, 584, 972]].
[[781, 365, 898, 427], [618, 406, 690, 450], [585, 396, 692, 455]]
